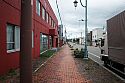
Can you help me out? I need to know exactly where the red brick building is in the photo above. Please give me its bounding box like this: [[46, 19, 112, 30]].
[[0, 0, 59, 75]]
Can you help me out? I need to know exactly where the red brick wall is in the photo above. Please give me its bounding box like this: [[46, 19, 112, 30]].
[[0, 0, 58, 75]]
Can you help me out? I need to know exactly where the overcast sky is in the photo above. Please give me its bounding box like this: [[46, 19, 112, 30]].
[[48, 0, 125, 38]]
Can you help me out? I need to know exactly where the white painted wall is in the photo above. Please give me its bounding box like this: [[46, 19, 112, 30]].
[[79, 37, 84, 45], [92, 28, 104, 46]]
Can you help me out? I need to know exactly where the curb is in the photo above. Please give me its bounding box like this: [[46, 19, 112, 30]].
[[88, 52, 125, 82], [33, 53, 55, 73]]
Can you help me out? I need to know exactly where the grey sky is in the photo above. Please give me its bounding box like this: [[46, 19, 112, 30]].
[[48, 0, 125, 38]]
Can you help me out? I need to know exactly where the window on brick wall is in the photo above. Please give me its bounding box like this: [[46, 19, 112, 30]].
[[42, 6, 46, 20], [15, 26, 20, 50], [49, 16, 52, 25], [54, 22, 55, 28], [7, 24, 20, 53], [7, 24, 15, 51], [53, 21, 55, 28], [52, 20, 55, 28], [46, 12, 49, 23], [32, 31, 34, 48], [7, 24, 34, 53], [51, 19, 53, 27], [36, 0, 41, 16], [51, 20, 55, 28]]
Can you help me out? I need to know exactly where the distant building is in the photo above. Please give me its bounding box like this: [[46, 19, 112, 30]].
[[79, 37, 84, 45], [75, 37, 84, 45], [92, 28, 104, 46], [87, 31, 92, 46]]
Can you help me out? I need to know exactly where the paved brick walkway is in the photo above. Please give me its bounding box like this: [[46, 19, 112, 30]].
[[33, 45, 90, 83]]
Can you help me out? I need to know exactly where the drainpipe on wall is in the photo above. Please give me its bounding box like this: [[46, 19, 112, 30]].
[[20, 0, 32, 83]]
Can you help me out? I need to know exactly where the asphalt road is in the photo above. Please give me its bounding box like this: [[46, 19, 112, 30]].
[[87, 46, 103, 65]]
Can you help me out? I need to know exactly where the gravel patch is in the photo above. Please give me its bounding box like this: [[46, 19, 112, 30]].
[[74, 57, 125, 83]]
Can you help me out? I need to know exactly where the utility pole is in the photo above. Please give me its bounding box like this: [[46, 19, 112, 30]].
[[81, 32, 82, 38], [20, 0, 32, 83], [81, 32, 82, 44], [65, 27, 67, 44]]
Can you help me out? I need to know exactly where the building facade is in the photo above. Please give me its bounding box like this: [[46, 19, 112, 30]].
[[92, 28, 104, 46], [0, 0, 59, 75], [87, 31, 92, 46], [79, 37, 84, 45]]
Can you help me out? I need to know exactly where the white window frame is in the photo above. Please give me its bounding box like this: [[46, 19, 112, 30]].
[[36, 0, 41, 16], [7, 24, 34, 53], [32, 31, 34, 48], [42, 6, 46, 20], [7, 24, 20, 53], [15, 26, 20, 51], [49, 16, 52, 25], [7, 24, 15, 53], [46, 12, 49, 23], [54, 22, 55, 28], [51, 19, 53, 27]]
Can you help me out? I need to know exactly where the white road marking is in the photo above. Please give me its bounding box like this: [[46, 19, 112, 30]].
[[88, 52, 100, 58]]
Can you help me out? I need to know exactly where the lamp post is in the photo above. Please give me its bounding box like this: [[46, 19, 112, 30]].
[[73, 0, 88, 59]]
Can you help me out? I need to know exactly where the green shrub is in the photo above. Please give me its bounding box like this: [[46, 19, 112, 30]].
[[0, 69, 17, 81], [74, 48, 79, 57], [8, 69, 17, 76], [40, 50, 56, 58], [0, 76, 5, 81], [79, 48, 84, 58], [74, 48, 84, 58]]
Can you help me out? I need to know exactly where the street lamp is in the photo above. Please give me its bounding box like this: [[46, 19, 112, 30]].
[[73, 0, 78, 7], [73, 0, 88, 59]]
